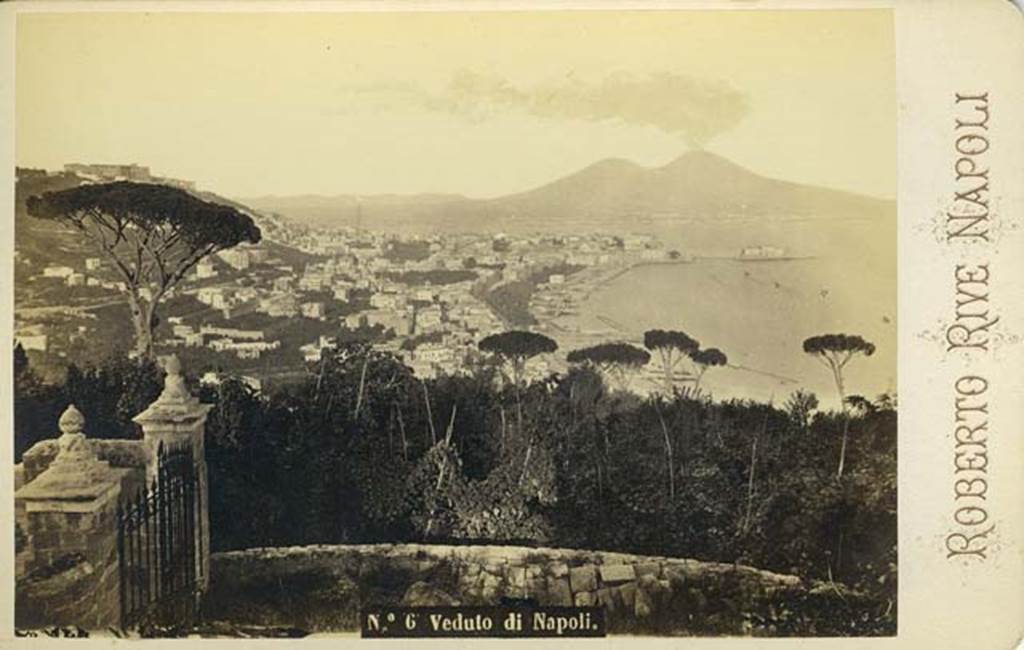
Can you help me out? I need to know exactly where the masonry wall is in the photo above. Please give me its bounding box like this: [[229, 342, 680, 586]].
[[15, 358, 213, 632], [205, 543, 866, 635], [15, 487, 125, 630], [15, 439, 148, 616], [22, 439, 148, 485]]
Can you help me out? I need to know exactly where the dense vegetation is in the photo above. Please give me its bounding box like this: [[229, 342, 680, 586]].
[[13, 341, 896, 634], [382, 240, 432, 263], [481, 263, 585, 326]]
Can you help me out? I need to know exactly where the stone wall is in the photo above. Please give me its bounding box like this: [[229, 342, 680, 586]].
[[14, 403, 131, 631], [14, 355, 212, 632], [15, 492, 124, 630], [22, 439, 149, 486], [206, 543, 865, 635]]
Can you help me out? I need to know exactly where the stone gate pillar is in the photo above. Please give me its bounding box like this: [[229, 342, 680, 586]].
[[15, 405, 130, 629], [132, 355, 213, 591]]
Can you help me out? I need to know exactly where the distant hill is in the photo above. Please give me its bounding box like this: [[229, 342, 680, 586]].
[[13, 171, 317, 280], [242, 151, 894, 234]]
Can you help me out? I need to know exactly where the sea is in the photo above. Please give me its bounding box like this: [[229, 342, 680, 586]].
[[551, 218, 896, 409]]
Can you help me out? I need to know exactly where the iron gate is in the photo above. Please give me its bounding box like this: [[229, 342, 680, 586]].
[[117, 441, 203, 631]]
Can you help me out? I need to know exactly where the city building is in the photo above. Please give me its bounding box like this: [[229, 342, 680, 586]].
[[199, 325, 264, 341], [43, 266, 74, 279], [15, 334, 47, 352], [259, 293, 298, 318], [273, 276, 293, 292], [217, 249, 251, 271], [196, 260, 218, 279], [301, 302, 326, 319], [64, 163, 151, 181]]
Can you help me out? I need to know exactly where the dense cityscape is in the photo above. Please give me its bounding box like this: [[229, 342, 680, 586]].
[[14, 163, 695, 393]]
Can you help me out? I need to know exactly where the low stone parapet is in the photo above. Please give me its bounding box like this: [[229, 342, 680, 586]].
[[23, 438, 148, 486], [206, 543, 867, 635]]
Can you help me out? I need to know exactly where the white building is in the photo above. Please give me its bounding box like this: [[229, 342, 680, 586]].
[[43, 265, 74, 279], [196, 260, 218, 279], [260, 293, 297, 317], [200, 325, 264, 341], [217, 249, 251, 270], [197, 287, 224, 307], [301, 302, 326, 319], [208, 338, 280, 359], [333, 286, 352, 301], [370, 293, 401, 310], [15, 334, 47, 352], [415, 307, 444, 332]]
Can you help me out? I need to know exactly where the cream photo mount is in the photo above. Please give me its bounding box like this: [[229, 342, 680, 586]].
[[0, 0, 1021, 647]]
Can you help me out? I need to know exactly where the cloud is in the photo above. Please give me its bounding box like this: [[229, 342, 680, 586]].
[[337, 70, 750, 148]]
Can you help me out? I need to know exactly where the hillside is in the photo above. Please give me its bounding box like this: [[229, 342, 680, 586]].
[[242, 151, 894, 233], [13, 172, 317, 279]]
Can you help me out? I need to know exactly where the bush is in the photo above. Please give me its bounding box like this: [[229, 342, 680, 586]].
[[13, 343, 897, 634]]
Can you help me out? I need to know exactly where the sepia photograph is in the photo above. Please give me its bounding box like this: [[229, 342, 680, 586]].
[[10, 6, 902, 639]]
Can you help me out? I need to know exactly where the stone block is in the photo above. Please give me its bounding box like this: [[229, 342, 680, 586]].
[[507, 565, 527, 591], [526, 577, 547, 601], [29, 530, 63, 550], [480, 586, 499, 603], [569, 564, 598, 593], [548, 562, 569, 578], [599, 587, 626, 622], [481, 572, 502, 589], [547, 577, 573, 606], [634, 583, 654, 619], [635, 562, 662, 578], [574, 590, 595, 607], [402, 581, 459, 607], [663, 565, 688, 589], [616, 582, 637, 610], [599, 564, 636, 584]]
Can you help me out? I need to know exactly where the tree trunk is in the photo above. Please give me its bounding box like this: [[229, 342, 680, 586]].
[[837, 417, 850, 479], [421, 380, 437, 445], [661, 350, 674, 395], [832, 362, 848, 479], [741, 410, 767, 534], [396, 405, 409, 461], [693, 368, 705, 393], [354, 351, 370, 418], [128, 294, 155, 360], [654, 400, 675, 500]]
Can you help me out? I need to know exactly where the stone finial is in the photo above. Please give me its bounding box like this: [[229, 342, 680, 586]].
[[50, 404, 104, 470], [133, 354, 207, 432], [58, 404, 85, 435], [15, 404, 114, 501], [154, 354, 195, 406]]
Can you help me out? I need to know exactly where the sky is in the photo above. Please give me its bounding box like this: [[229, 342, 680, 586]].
[[16, 10, 895, 200]]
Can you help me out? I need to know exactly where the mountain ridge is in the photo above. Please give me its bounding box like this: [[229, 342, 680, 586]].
[[242, 151, 893, 233]]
